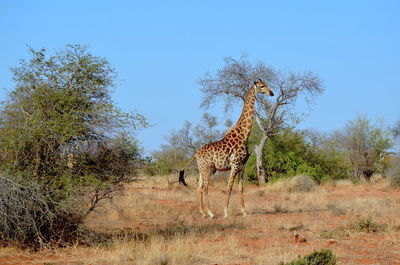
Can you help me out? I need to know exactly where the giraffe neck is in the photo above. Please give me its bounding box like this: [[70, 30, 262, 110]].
[[225, 85, 257, 143]]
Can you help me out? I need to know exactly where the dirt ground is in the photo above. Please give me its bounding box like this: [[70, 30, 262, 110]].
[[1, 175, 399, 265]]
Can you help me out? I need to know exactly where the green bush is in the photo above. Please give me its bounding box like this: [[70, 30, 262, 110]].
[[150, 148, 189, 175], [295, 164, 324, 184], [279, 249, 336, 265], [243, 154, 258, 184], [245, 128, 349, 183]]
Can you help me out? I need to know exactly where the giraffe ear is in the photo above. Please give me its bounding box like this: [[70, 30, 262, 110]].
[[254, 81, 257, 85], [258, 78, 262, 82]]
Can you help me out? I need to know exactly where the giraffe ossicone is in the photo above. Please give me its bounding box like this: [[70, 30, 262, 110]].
[[179, 79, 274, 218]]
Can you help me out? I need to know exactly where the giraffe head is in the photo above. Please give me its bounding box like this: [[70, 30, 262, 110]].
[[254, 79, 274, 96]]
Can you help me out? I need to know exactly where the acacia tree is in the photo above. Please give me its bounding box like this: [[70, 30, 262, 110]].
[[198, 55, 323, 184], [0, 45, 146, 179]]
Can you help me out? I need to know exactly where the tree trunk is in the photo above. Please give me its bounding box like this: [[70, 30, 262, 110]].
[[254, 133, 269, 185]]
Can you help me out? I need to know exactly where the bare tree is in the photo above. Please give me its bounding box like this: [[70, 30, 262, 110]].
[[336, 115, 393, 181], [152, 113, 226, 175], [166, 112, 225, 156], [198, 55, 323, 184], [167, 121, 198, 155]]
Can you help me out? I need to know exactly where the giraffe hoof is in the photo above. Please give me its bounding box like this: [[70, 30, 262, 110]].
[[241, 210, 247, 217], [223, 208, 228, 219], [207, 211, 215, 219]]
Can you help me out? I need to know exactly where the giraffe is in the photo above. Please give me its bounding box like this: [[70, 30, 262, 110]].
[[179, 79, 274, 218]]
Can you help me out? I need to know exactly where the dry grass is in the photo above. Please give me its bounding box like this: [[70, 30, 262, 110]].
[[1, 176, 400, 265], [89, 235, 205, 265], [329, 179, 354, 187], [0, 247, 21, 258], [259, 175, 315, 194], [83, 217, 245, 265], [251, 244, 325, 265], [249, 186, 328, 215]]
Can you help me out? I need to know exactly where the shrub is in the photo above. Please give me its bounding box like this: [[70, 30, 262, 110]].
[[295, 164, 325, 184], [0, 175, 84, 249], [150, 148, 189, 175], [279, 249, 336, 265], [287, 175, 315, 192], [355, 217, 380, 233], [245, 128, 349, 183]]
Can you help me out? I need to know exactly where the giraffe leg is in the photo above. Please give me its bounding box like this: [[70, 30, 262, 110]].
[[198, 189, 207, 218], [202, 171, 215, 219], [238, 172, 247, 217], [224, 167, 239, 218], [197, 173, 207, 218]]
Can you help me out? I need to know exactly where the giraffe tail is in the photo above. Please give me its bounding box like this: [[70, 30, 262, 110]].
[[179, 170, 187, 186], [178, 155, 196, 186]]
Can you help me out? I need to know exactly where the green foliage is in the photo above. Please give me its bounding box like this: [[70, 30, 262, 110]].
[[73, 133, 142, 181], [0, 45, 146, 248], [0, 45, 146, 178], [245, 128, 348, 183], [243, 153, 258, 183], [150, 147, 189, 175], [279, 249, 336, 265]]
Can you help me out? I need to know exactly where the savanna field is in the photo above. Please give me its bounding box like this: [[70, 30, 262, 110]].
[[1, 174, 399, 265], [2, 1, 400, 265], [1, 47, 398, 265]]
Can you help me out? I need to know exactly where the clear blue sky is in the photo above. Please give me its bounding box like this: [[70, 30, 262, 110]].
[[1, 0, 399, 153]]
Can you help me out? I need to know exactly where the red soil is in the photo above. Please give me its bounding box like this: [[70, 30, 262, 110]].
[[1, 181, 399, 265]]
